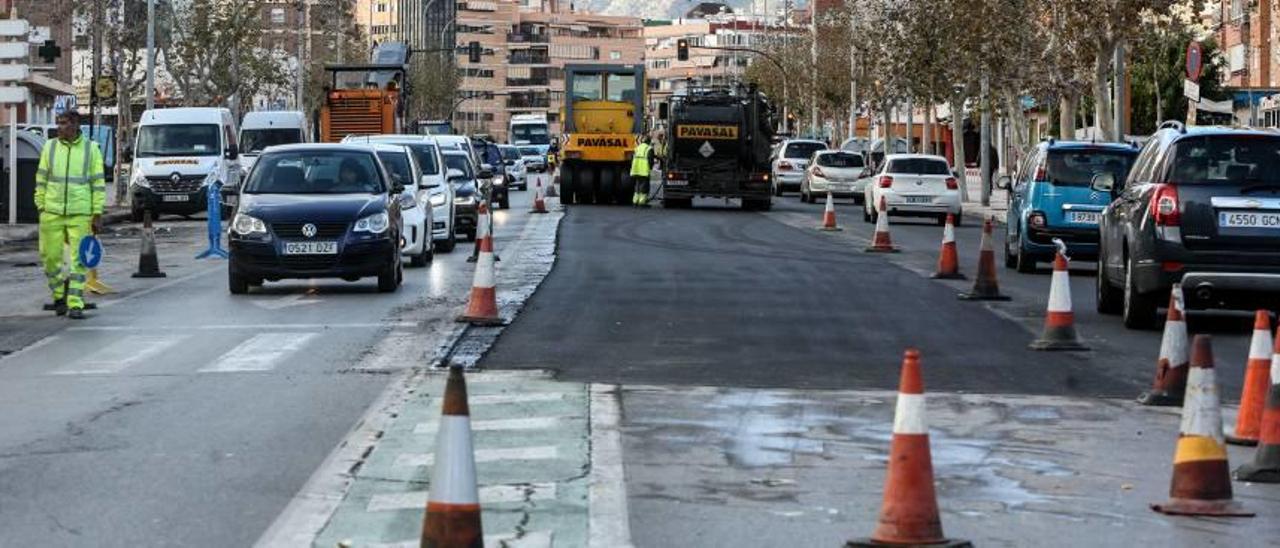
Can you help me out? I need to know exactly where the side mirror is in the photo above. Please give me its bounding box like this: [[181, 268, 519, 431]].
[[1090, 172, 1116, 193], [421, 175, 440, 188], [224, 144, 240, 160], [995, 175, 1012, 190], [391, 181, 406, 194], [447, 168, 466, 182]]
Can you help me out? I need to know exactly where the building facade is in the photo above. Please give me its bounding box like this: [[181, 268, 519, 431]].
[[451, 0, 643, 141], [396, 0, 457, 56], [14, 0, 76, 124]]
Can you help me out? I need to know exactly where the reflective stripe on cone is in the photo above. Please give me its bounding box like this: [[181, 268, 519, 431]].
[[1029, 252, 1088, 351], [864, 196, 899, 252], [931, 214, 964, 280]]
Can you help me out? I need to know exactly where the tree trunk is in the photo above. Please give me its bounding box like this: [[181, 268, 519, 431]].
[[1093, 43, 1116, 141], [922, 103, 931, 155], [1058, 95, 1074, 140], [950, 95, 967, 202], [980, 76, 992, 207], [905, 97, 914, 153]]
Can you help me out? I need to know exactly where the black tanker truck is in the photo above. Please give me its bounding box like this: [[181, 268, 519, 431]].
[[660, 83, 776, 210]]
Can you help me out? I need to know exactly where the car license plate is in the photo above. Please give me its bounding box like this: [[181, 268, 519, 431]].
[[284, 241, 338, 255], [1068, 211, 1101, 225], [905, 196, 932, 204], [665, 179, 688, 186], [161, 194, 190, 202], [1219, 211, 1280, 229]]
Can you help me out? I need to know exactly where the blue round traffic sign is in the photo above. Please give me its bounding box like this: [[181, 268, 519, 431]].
[[79, 235, 103, 268]]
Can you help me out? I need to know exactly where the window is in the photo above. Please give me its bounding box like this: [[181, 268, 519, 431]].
[[1229, 44, 1246, 73], [376, 2, 388, 12], [137, 124, 221, 157], [609, 51, 621, 60], [376, 151, 413, 187], [1164, 135, 1280, 185], [605, 74, 637, 102], [887, 158, 952, 175], [241, 128, 303, 153], [270, 7, 285, 24], [816, 152, 864, 168], [784, 141, 827, 159], [1045, 150, 1136, 187]]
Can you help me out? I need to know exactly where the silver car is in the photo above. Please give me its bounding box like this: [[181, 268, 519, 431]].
[[801, 150, 870, 204], [770, 139, 828, 196]]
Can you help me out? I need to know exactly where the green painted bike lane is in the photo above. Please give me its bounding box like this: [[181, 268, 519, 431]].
[[315, 370, 590, 548]]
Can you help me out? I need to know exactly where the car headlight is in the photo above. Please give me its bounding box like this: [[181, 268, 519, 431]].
[[130, 169, 150, 189], [232, 213, 267, 236], [354, 211, 390, 234], [455, 195, 475, 206], [398, 194, 417, 210], [429, 193, 447, 207]]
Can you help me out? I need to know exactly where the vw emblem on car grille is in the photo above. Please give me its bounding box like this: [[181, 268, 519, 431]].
[[301, 223, 317, 238], [170, 172, 183, 184]]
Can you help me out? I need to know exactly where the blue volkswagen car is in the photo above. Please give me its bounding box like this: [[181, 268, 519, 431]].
[[1000, 141, 1138, 272]]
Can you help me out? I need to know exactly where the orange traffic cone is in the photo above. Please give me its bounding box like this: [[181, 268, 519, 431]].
[[1137, 284, 1190, 406], [457, 207, 503, 326], [420, 366, 483, 547], [864, 196, 899, 253], [1029, 250, 1088, 351], [1235, 328, 1280, 482], [1151, 335, 1254, 517], [848, 349, 971, 548], [531, 177, 548, 214], [819, 191, 841, 231], [930, 214, 964, 280], [957, 218, 1009, 301], [1227, 310, 1273, 446]]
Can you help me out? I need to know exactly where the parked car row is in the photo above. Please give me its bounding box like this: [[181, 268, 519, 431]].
[[783, 123, 1280, 331]]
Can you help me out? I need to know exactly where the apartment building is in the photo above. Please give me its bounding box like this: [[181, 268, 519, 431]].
[[1215, 0, 1280, 125], [13, 0, 76, 124], [357, 0, 399, 46], [453, 0, 643, 140]]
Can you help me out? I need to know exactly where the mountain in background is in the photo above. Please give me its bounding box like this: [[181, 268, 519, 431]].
[[579, 0, 791, 19]]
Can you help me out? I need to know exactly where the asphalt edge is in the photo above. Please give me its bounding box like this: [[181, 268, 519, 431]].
[[588, 384, 634, 548]]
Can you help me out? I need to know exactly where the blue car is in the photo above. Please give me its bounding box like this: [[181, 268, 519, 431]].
[[1000, 141, 1138, 272]]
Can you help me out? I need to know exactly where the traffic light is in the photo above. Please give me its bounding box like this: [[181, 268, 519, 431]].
[[677, 39, 689, 62], [468, 41, 482, 63]]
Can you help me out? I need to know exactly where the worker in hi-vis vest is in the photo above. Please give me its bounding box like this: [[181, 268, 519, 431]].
[[630, 135, 654, 207], [35, 109, 106, 319]]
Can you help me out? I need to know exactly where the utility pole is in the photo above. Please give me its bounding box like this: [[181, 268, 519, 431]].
[[296, 0, 306, 110], [92, 0, 104, 136], [905, 97, 913, 153], [848, 43, 856, 141], [145, 0, 155, 110], [979, 76, 991, 207]]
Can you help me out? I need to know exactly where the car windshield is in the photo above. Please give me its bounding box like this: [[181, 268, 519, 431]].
[[817, 152, 864, 168], [511, 125, 550, 145], [398, 143, 440, 175], [245, 151, 385, 194], [1166, 135, 1280, 185], [785, 142, 826, 159], [887, 158, 952, 175], [519, 146, 541, 156], [444, 154, 474, 179], [136, 124, 220, 157], [241, 128, 303, 153], [1046, 150, 1136, 186], [375, 151, 413, 188], [501, 147, 521, 161]]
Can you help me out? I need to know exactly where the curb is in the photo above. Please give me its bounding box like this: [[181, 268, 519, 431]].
[[0, 209, 132, 247]]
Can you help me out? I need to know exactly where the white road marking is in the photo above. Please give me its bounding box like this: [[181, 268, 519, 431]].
[[365, 483, 557, 512], [366, 530, 553, 548], [413, 416, 562, 435], [470, 392, 568, 405], [50, 335, 186, 375], [393, 445, 559, 467], [67, 322, 416, 331], [198, 332, 318, 373], [0, 335, 59, 365], [249, 291, 322, 311], [588, 384, 634, 548]]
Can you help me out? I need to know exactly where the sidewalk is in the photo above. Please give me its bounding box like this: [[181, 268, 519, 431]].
[[961, 168, 1007, 225]]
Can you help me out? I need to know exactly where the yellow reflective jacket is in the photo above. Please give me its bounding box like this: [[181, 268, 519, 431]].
[[35, 134, 106, 216], [630, 142, 652, 177]]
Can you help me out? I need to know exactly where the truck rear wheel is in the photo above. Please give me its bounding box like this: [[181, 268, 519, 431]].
[[600, 165, 618, 205], [560, 166, 576, 205], [580, 166, 598, 204]]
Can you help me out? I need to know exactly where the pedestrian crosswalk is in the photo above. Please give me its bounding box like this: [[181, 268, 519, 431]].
[[1, 327, 409, 378]]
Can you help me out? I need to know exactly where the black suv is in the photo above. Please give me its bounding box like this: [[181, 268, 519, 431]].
[[1095, 122, 1280, 328]]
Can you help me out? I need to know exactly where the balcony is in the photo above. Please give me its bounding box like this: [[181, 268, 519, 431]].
[[507, 96, 551, 109], [506, 33, 549, 44], [506, 77, 551, 87], [508, 52, 551, 65]]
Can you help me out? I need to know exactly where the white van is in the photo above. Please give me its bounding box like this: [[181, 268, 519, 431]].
[[239, 111, 308, 176], [129, 107, 241, 221]]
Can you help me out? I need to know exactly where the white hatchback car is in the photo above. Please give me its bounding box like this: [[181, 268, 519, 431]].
[[343, 135, 458, 253], [368, 144, 434, 266], [862, 154, 962, 226], [770, 139, 828, 196], [801, 150, 869, 204]]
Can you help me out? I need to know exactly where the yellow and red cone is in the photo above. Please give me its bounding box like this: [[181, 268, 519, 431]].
[[1138, 285, 1190, 406], [819, 191, 842, 231], [457, 204, 503, 326], [1235, 327, 1280, 482], [957, 218, 1008, 301], [1226, 310, 1273, 446], [531, 177, 549, 214], [1028, 251, 1088, 351], [864, 196, 899, 253], [421, 367, 483, 547], [1151, 335, 1254, 517], [930, 214, 964, 280]]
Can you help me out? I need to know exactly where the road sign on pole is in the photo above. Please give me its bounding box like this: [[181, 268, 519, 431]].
[[1186, 41, 1203, 83], [1183, 80, 1200, 102]]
